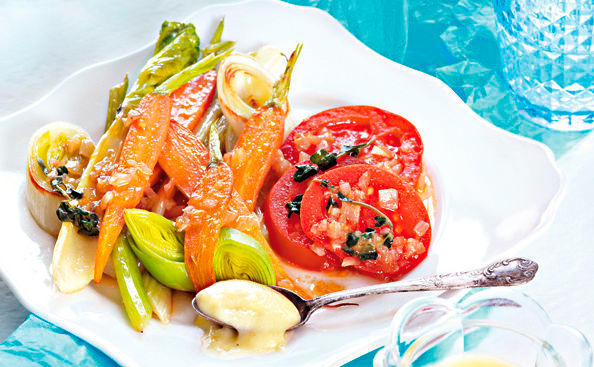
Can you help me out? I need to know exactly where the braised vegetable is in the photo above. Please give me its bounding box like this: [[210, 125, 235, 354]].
[[104, 75, 129, 131], [26, 122, 94, 236], [125, 24, 200, 110], [224, 44, 302, 210], [213, 227, 276, 285], [217, 46, 288, 136], [142, 272, 172, 324], [158, 120, 310, 298], [124, 209, 184, 261], [112, 234, 152, 332], [95, 93, 171, 283], [128, 234, 193, 292], [181, 126, 233, 291], [53, 22, 201, 293]]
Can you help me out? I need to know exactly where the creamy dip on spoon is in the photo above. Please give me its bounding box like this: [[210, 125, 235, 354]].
[[195, 279, 301, 355]]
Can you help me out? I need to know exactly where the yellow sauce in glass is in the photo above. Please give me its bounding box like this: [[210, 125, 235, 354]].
[[195, 280, 300, 356], [431, 354, 517, 367]]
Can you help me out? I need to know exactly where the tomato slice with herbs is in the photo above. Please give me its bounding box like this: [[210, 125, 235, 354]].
[[281, 106, 424, 187], [263, 156, 361, 270], [300, 164, 431, 281]]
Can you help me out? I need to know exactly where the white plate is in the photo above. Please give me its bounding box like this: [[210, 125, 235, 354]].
[[0, 0, 563, 366]]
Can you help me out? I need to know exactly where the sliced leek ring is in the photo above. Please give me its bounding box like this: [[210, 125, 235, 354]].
[[213, 227, 276, 286], [217, 46, 288, 136], [26, 121, 94, 236]]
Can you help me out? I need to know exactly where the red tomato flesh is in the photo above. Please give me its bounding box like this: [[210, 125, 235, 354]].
[[300, 164, 431, 281], [263, 156, 361, 270], [281, 106, 424, 187]]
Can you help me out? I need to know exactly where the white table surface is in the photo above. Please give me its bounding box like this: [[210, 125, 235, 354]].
[[1, 0, 592, 355]]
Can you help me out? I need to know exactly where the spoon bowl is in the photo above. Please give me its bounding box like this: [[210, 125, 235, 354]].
[[192, 257, 538, 331]]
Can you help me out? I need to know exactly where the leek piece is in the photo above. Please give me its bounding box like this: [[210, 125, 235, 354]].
[[104, 75, 129, 131], [213, 227, 276, 285], [154, 49, 232, 96], [124, 209, 184, 262], [129, 237, 193, 292], [124, 209, 193, 291], [112, 234, 153, 332], [142, 272, 172, 324]]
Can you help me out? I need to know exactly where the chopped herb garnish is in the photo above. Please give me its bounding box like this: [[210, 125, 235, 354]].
[[56, 166, 69, 175], [342, 246, 356, 256], [309, 149, 338, 171], [56, 201, 100, 236], [315, 175, 396, 262], [36, 157, 49, 175], [318, 179, 332, 188], [67, 188, 84, 199], [291, 138, 375, 183], [383, 234, 393, 248], [326, 197, 338, 211], [293, 164, 318, 182], [374, 215, 387, 228], [361, 231, 374, 239], [358, 251, 378, 261], [285, 194, 303, 218], [346, 232, 359, 248], [340, 140, 374, 157]]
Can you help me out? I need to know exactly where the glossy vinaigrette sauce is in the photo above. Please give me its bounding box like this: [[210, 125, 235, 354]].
[[195, 280, 300, 356]]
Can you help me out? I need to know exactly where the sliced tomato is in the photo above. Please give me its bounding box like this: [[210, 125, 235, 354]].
[[170, 69, 217, 131], [300, 164, 431, 281], [281, 106, 424, 187], [263, 156, 361, 270]]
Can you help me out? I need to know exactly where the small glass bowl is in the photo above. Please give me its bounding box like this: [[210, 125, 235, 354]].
[[373, 288, 592, 366]]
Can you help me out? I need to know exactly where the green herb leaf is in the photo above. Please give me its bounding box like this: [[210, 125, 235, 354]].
[[293, 164, 318, 182], [342, 246, 356, 256], [383, 234, 393, 248], [358, 251, 378, 261], [56, 166, 69, 175], [36, 157, 49, 175], [285, 194, 303, 218], [318, 179, 333, 188], [326, 197, 338, 211], [374, 215, 387, 228], [346, 232, 360, 248], [340, 139, 374, 157], [56, 201, 100, 236], [309, 149, 338, 171]]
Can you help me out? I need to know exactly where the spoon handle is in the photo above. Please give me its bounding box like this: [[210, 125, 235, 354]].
[[309, 258, 538, 309]]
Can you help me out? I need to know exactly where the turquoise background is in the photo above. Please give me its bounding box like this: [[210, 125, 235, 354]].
[[1, 0, 590, 366]]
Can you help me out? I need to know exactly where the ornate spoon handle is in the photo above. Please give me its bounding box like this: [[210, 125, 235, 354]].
[[308, 258, 538, 310]]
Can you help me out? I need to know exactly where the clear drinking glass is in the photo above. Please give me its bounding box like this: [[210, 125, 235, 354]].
[[494, 0, 594, 131], [373, 288, 592, 366]]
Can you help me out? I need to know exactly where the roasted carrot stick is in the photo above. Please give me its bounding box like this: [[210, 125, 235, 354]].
[[158, 121, 209, 196], [94, 94, 171, 282], [182, 127, 233, 291], [170, 69, 217, 131], [224, 44, 302, 210], [158, 121, 311, 298]]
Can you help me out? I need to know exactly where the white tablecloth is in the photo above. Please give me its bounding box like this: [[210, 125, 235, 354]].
[[1, 0, 592, 348]]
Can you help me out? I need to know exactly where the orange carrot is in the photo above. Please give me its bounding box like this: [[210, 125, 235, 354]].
[[223, 44, 301, 210], [158, 121, 208, 196], [223, 107, 285, 210], [170, 70, 217, 130], [158, 122, 311, 298], [94, 94, 171, 282], [182, 126, 233, 291]]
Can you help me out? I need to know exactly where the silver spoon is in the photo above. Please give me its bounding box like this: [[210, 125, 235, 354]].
[[191, 257, 537, 331]]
